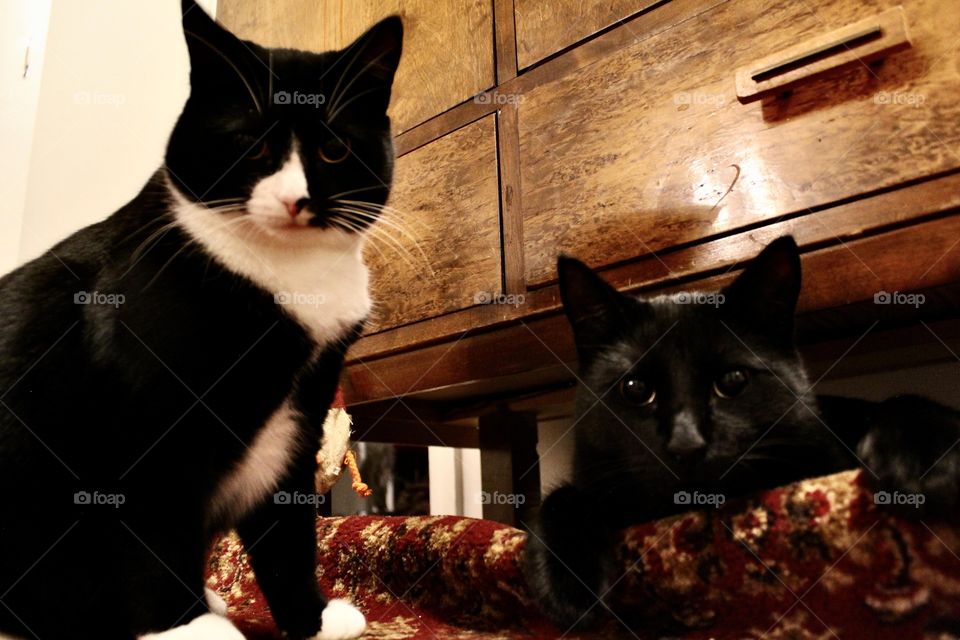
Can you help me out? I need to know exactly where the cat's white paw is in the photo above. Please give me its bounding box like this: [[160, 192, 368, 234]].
[[310, 599, 366, 640], [138, 612, 245, 639], [205, 587, 229, 616]]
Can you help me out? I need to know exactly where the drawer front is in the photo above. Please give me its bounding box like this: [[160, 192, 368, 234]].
[[218, 0, 495, 133], [519, 0, 960, 286], [515, 0, 663, 69], [366, 116, 502, 332]]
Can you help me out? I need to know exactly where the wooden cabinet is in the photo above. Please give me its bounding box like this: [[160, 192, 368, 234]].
[[218, 0, 495, 133]]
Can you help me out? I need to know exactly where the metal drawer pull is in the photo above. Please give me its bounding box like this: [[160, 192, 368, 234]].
[[736, 6, 911, 102]]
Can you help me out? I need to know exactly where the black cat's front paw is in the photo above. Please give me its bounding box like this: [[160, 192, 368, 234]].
[[523, 532, 608, 630], [857, 395, 960, 519], [522, 485, 615, 630]]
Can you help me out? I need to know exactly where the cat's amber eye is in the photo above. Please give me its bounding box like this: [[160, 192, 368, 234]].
[[247, 141, 270, 161], [319, 138, 351, 164], [619, 377, 656, 406], [714, 368, 749, 398]]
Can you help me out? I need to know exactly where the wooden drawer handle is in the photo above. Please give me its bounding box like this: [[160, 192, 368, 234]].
[[735, 6, 911, 102]]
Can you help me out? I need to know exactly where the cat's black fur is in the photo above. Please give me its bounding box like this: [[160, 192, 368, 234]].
[[0, 2, 401, 638], [524, 236, 960, 631]]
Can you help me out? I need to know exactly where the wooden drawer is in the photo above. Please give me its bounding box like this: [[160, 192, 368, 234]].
[[218, 0, 495, 133], [518, 0, 960, 287], [366, 116, 502, 332], [514, 0, 665, 69]]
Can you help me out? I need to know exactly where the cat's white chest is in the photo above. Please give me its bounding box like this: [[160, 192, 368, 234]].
[[170, 188, 372, 345]]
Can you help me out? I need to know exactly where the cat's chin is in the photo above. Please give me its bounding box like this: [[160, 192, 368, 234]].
[[244, 216, 361, 250]]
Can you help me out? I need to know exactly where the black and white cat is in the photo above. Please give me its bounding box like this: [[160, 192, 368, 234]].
[[524, 236, 960, 630], [0, 2, 402, 638]]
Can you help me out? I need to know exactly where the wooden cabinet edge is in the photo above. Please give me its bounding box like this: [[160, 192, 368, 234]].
[[352, 171, 960, 364], [345, 212, 960, 403]]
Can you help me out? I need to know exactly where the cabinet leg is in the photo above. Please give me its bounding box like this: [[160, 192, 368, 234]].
[[478, 409, 540, 526]]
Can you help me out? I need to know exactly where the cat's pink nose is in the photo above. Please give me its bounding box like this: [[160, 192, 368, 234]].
[[283, 198, 307, 218]]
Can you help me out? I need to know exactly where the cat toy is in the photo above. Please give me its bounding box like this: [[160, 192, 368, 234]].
[[315, 388, 372, 498]]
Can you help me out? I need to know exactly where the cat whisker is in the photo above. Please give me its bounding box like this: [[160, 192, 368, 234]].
[[200, 197, 246, 207], [328, 208, 431, 273], [326, 185, 387, 201], [326, 37, 377, 120], [331, 200, 432, 262], [329, 210, 421, 271], [327, 86, 384, 124], [329, 204, 424, 244], [119, 215, 174, 247], [326, 49, 389, 121], [128, 221, 181, 266], [143, 215, 253, 289], [335, 198, 417, 222]]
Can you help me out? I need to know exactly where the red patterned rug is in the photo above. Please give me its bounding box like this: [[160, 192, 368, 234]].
[[206, 470, 960, 639]]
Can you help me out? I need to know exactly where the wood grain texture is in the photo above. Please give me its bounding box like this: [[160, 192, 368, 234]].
[[494, 0, 519, 82], [348, 169, 960, 362], [514, 0, 664, 69], [217, 0, 496, 133], [518, 0, 960, 286], [498, 103, 526, 295], [365, 116, 502, 332]]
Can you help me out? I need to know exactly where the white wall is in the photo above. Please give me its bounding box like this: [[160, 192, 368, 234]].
[[429, 447, 483, 518], [0, 0, 52, 274], [9, 0, 215, 267]]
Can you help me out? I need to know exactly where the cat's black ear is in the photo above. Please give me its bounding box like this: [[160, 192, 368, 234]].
[[180, 0, 256, 94], [558, 256, 630, 359], [723, 236, 802, 343], [343, 17, 404, 88], [181, 0, 235, 56]]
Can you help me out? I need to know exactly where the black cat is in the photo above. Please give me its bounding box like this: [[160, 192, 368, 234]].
[[0, 2, 401, 638], [524, 236, 960, 630]]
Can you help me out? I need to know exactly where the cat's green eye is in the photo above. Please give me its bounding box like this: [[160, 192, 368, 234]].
[[714, 368, 749, 398], [319, 138, 351, 164], [619, 377, 656, 406]]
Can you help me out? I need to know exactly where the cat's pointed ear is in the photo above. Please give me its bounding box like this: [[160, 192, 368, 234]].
[[180, 0, 254, 91], [346, 16, 404, 87], [558, 256, 630, 359], [723, 236, 801, 343], [181, 0, 233, 52]]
